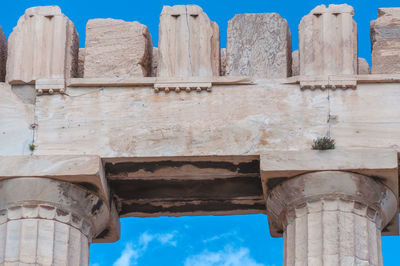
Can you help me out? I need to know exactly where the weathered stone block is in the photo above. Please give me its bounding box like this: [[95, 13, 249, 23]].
[[226, 13, 292, 78], [84, 19, 152, 78], [292, 50, 299, 76], [6, 6, 79, 84], [158, 5, 220, 77], [220, 48, 227, 76], [371, 8, 400, 74], [78, 48, 85, 78], [299, 4, 357, 76], [0, 26, 6, 82], [358, 58, 371, 74], [151, 47, 158, 77]]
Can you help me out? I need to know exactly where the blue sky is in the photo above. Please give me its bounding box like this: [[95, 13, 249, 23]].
[[2, 0, 400, 265]]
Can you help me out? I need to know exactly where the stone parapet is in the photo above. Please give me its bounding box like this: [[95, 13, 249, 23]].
[[299, 4, 358, 76], [0, 26, 6, 82], [6, 6, 79, 84], [226, 13, 292, 78], [158, 5, 220, 77], [371, 8, 400, 74], [84, 19, 152, 78]]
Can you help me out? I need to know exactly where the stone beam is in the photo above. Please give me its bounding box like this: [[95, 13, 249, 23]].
[[105, 155, 264, 217]]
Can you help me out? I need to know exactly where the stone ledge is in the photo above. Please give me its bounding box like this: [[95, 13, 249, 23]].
[[285, 74, 400, 86], [0, 155, 120, 243], [260, 149, 399, 236], [66, 75, 400, 89], [66, 76, 254, 87]]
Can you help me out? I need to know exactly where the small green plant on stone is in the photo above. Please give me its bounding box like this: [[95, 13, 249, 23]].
[[312, 136, 335, 150], [29, 144, 36, 152]]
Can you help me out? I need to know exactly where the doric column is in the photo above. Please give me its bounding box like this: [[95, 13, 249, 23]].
[[0, 177, 110, 265], [267, 171, 397, 266]]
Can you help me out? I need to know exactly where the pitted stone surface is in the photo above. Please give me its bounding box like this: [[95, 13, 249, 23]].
[[151, 47, 159, 77], [6, 6, 79, 84], [358, 58, 371, 74], [291, 50, 299, 76], [84, 18, 152, 78], [158, 5, 220, 77], [226, 13, 292, 78], [0, 26, 7, 82], [220, 48, 227, 76], [78, 48, 85, 78], [371, 8, 400, 74], [299, 4, 357, 76]]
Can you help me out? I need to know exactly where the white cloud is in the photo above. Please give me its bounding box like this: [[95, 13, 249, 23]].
[[112, 231, 178, 266], [158, 232, 178, 246], [113, 243, 139, 266], [184, 246, 265, 266], [139, 231, 178, 248], [202, 231, 239, 243]]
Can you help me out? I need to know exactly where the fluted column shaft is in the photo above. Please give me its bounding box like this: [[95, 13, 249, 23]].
[[0, 218, 89, 265], [267, 171, 397, 266], [283, 199, 383, 265], [0, 177, 109, 266]]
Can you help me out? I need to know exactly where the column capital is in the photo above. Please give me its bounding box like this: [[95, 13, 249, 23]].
[[0, 155, 120, 243], [266, 171, 397, 235], [0, 177, 109, 241], [260, 149, 399, 236]]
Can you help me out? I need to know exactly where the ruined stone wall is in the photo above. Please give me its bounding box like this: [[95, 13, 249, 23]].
[[0, 4, 399, 157], [1, 4, 400, 265]]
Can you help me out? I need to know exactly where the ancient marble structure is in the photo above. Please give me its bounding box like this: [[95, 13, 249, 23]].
[[158, 5, 220, 77], [6, 6, 79, 84], [226, 13, 292, 78], [299, 4, 358, 76], [371, 8, 400, 74], [1, 3, 400, 266], [84, 19, 152, 78]]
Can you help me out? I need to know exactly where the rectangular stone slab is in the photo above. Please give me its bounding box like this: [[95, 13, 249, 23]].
[[371, 8, 400, 74], [158, 5, 220, 77], [84, 19, 152, 78], [299, 4, 357, 76], [226, 13, 292, 78], [6, 6, 79, 84]]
